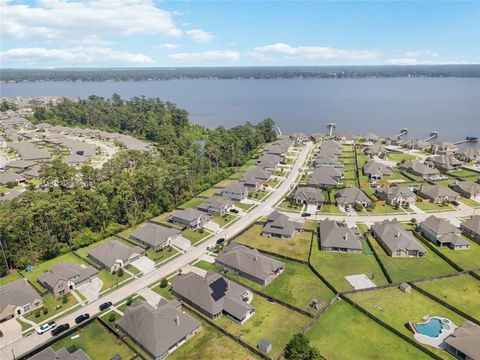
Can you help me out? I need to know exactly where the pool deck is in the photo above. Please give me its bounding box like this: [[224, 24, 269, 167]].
[[413, 316, 457, 348]]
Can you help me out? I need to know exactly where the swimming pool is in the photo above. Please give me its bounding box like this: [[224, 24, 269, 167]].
[[416, 318, 445, 338]]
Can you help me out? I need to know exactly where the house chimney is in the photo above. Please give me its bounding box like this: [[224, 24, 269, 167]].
[[175, 315, 180, 326]]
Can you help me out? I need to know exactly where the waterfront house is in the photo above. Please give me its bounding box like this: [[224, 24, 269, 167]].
[[455, 148, 480, 163], [427, 155, 462, 172]]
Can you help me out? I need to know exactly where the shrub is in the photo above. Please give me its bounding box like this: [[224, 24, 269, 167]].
[[108, 313, 116, 322], [117, 268, 124, 277], [62, 294, 68, 304], [34, 309, 41, 318], [160, 278, 168, 288], [43, 308, 48, 315], [126, 297, 133, 306]]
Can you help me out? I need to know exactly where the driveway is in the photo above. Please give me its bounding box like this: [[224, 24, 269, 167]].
[[306, 204, 318, 214], [0, 319, 22, 345], [204, 221, 220, 233], [181, 264, 207, 277], [131, 257, 155, 274], [172, 236, 191, 251], [136, 288, 162, 308], [76, 277, 103, 302], [410, 204, 425, 214]]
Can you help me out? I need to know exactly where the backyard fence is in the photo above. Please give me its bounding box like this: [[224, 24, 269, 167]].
[[363, 235, 393, 284]]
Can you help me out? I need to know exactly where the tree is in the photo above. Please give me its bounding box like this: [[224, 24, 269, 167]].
[[160, 278, 168, 288], [126, 297, 133, 306], [108, 313, 116, 322], [117, 268, 124, 277], [284, 333, 324, 360], [62, 294, 68, 304]]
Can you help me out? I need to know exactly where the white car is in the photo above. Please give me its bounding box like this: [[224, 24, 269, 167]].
[[37, 321, 56, 335]]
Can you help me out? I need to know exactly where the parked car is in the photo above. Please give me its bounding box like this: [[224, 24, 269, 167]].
[[229, 208, 239, 214], [301, 212, 311, 217], [99, 301, 113, 311], [75, 313, 90, 324], [37, 321, 56, 335], [451, 200, 460, 206], [216, 238, 225, 245], [51, 323, 70, 336]]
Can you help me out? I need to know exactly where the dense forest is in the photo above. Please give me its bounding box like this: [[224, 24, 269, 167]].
[[0, 95, 277, 275], [1, 65, 479, 82]]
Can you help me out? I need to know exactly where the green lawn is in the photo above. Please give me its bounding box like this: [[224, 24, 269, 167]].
[[169, 317, 257, 360], [461, 197, 480, 208], [51, 321, 135, 360], [145, 246, 179, 264], [235, 224, 312, 261], [356, 155, 370, 168], [416, 275, 480, 320], [278, 199, 303, 212], [433, 236, 480, 271], [306, 301, 431, 360], [150, 283, 176, 300], [347, 287, 465, 359], [447, 169, 479, 178], [0, 271, 22, 286], [214, 295, 310, 359], [249, 189, 270, 200], [310, 242, 388, 292], [235, 201, 255, 212], [415, 201, 455, 212], [25, 292, 79, 323], [221, 257, 335, 313], [179, 197, 206, 209], [318, 204, 343, 214], [197, 187, 218, 197], [97, 268, 131, 291], [182, 229, 211, 244], [214, 178, 237, 188], [362, 204, 408, 215], [211, 214, 238, 227], [387, 153, 417, 162], [365, 232, 457, 283], [193, 260, 217, 272]]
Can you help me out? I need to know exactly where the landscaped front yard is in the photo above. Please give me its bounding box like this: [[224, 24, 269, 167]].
[[278, 199, 303, 212], [51, 321, 135, 360], [416, 275, 480, 320], [211, 214, 238, 227], [25, 292, 79, 323], [306, 301, 431, 360], [347, 287, 466, 359], [234, 224, 313, 261], [249, 189, 270, 200], [182, 229, 211, 244], [145, 246, 179, 264], [387, 153, 418, 162], [214, 295, 310, 359], [415, 201, 455, 212]]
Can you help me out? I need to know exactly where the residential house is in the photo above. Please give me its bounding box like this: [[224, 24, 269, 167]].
[[88, 239, 145, 273], [313, 155, 343, 168], [293, 186, 324, 207], [431, 142, 458, 155], [172, 271, 255, 324], [409, 140, 431, 151], [428, 155, 462, 172], [336, 131, 354, 143], [0, 279, 43, 322], [261, 211, 304, 239], [455, 148, 480, 163], [215, 244, 284, 285], [239, 176, 262, 192], [216, 182, 249, 201], [363, 160, 393, 181], [375, 186, 416, 206], [417, 185, 460, 204], [197, 196, 234, 216], [319, 219, 362, 253], [335, 187, 372, 209], [400, 160, 440, 180], [319, 140, 343, 157], [450, 181, 480, 200], [364, 143, 386, 158], [117, 300, 201, 360], [257, 154, 281, 171], [130, 223, 180, 250], [243, 167, 272, 182], [9, 141, 51, 162], [116, 135, 151, 152], [169, 208, 210, 230], [371, 220, 426, 257], [5, 159, 36, 172], [364, 133, 379, 143], [444, 321, 480, 360], [460, 216, 480, 244], [0, 189, 23, 202], [0, 171, 25, 185], [419, 216, 470, 250], [29, 347, 91, 360], [307, 167, 343, 188], [23, 164, 42, 179]]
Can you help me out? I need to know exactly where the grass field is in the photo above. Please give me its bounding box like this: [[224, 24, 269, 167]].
[[0, 271, 22, 286], [461, 197, 480, 207], [347, 287, 465, 359], [362, 204, 411, 215], [306, 301, 431, 360], [318, 204, 343, 214], [211, 214, 238, 227], [214, 295, 310, 359], [249, 189, 270, 200], [182, 229, 211, 244], [214, 178, 237, 188], [51, 321, 135, 360], [178, 197, 205, 209], [310, 242, 389, 292], [387, 153, 418, 162], [222, 257, 335, 313], [235, 201, 255, 211], [433, 236, 480, 270], [234, 224, 312, 261], [415, 201, 455, 212], [169, 318, 257, 360], [447, 169, 479, 178], [197, 187, 218, 197], [365, 232, 457, 283], [145, 246, 179, 264], [416, 275, 480, 320]]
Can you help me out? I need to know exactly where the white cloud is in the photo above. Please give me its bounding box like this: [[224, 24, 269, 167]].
[[250, 43, 382, 61], [1, 46, 155, 65], [167, 50, 239, 62], [155, 43, 181, 50], [1, 0, 183, 42], [404, 50, 439, 58], [388, 58, 468, 65], [186, 29, 213, 43]]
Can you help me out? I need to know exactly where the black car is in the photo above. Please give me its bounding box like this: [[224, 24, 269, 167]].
[[451, 200, 460, 206], [51, 323, 70, 336], [75, 313, 90, 324], [99, 301, 113, 311], [301, 212, 311, 217], [229, 208, 239, 214], [216, 238, 225, 245]]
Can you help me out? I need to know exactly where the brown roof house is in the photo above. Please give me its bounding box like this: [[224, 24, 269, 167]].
[[460, 216, 480, 244], [169, 208, 210, 230], [130, 223, 180, 250], [363, 160, 393, 181], [88, 239, 145, 273], [319, 219, 363, 253], [444, 321, 480, 360], [117, 300, 201, 360], [29, 347, 91, 360], [335, 187, 372, 209], [215, 244, 284, 286], [427, 155, 462, 172], [172, 271, 255, 324], [38, 262, 99, 298], [307, 167, 343, 188], [313, 154, 343, 169], [293, 186, 324, 207], [197, 196, 234, 216], [375, 186, 416, 207], [371, 220, 426, 257], [216, 182, 249, 201], [261, 211, 304, 239], [364, 143, 387, 158], [0, 279, 43, 321], [419, 216, 470, 250], [417, 185, 461, 204], [243, 167, 272, 182], [450, 181, 480, 200], [455, 148, 480, 163], [400, 160, 440, 180], [5, 159, 36, 172], [0, 171, 25, 185]]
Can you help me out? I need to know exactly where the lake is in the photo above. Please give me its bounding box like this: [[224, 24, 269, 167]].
[[1, 78, 479, 144]]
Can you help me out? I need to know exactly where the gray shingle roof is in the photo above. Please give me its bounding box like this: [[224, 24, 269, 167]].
[[29, 347, 91, 360], [371, 220, 425, 254], [0, 279, 40, 314], [262, 211, 303, 237], [171, 208, 207, 222], [88, 240, 144, 268], [444, 321, 480, 360], [335, 187, 372, 206], [461, 215, 480, 236], [418, 185, 459, 200], [5, 159, 36, 169], [130, 223, 180, 248], [319, 219, 362, 251], [400, 160, 439, 176], [9, 141, 51, 161], [294, 186, 324, 203], [117, 300, 200, 358], [363, 160, 393, 177], [38, 262, 98, 289], [0, 171, 25, 185], [197, 196, 233, 212]]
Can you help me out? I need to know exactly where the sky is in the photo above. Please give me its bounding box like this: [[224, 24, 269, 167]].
[[1, 0, 479, 68]]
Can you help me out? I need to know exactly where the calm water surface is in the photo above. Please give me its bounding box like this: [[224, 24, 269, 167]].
[[1, 78, 479, 144]]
